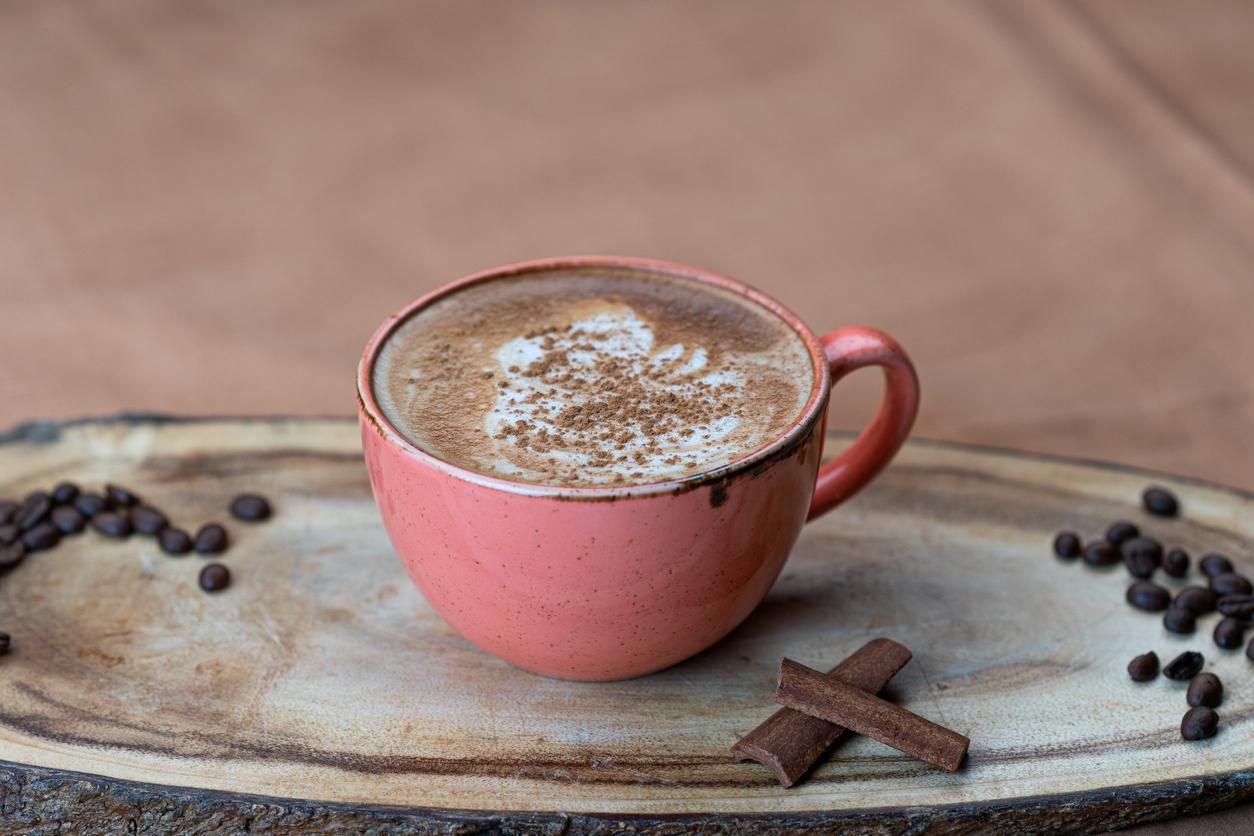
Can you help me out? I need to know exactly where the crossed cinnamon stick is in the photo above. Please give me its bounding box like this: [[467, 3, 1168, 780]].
[[733, 638, 969, 787]]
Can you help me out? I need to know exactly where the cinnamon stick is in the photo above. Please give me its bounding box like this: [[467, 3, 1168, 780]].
[[732, 638, 912, 787], [775, 658, 969, 773]]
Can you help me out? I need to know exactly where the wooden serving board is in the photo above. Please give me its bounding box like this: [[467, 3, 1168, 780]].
[[1, 416, 1252, 834]]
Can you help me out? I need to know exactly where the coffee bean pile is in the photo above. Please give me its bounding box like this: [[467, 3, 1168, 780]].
[[0, 484, 273, 657], [1054, 485, 1254, 741], [1054, 485, 1254, 658]]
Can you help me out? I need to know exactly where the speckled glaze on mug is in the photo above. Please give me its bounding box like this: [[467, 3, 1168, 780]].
[[358, 257, 919, 681]]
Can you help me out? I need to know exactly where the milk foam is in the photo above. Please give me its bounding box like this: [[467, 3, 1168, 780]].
[[371, 268, 814, 487], [483, 306, 745, 482]]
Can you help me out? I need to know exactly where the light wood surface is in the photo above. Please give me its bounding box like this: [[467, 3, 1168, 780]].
[[1, 416, 1252, 832]]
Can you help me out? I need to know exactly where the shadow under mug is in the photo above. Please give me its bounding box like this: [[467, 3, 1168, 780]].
[[357, 256, 919, 681]]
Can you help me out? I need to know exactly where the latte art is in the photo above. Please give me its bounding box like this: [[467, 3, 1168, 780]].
[[486, 307, 754, 482], [372, 268, 813, 487]]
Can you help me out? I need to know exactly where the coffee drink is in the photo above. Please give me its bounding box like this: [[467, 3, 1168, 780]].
[[372, 266, 814, 487]]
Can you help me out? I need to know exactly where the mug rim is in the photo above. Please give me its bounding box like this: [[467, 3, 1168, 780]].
[[356, 256, 831, 499]]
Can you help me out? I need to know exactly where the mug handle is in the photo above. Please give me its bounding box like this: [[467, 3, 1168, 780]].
[[807, 326, 920, 521]]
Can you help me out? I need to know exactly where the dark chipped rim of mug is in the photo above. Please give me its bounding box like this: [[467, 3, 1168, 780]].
[[356, 255, 831, 499]]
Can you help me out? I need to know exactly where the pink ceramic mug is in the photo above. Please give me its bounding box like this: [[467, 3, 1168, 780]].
[[358, 257, 919, 681]]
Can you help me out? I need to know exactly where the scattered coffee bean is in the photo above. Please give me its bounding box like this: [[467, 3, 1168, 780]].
[[158, 527, 193, 556], [1210, 573, 1253, 596], [230, 493, 272, 522], [129, 505, 168, 536], [14, 492, 51, 531], [50, 505, 86, 535], [1175, 586, 1217, 615], [0, 631, 9, 655], [0, 542, 26, 571], [74, 492, 107, 518], [1215, 617, 1246, 650], [1122, 537, 1163, 579], [1200, 553, 1234, 578], [1247, 636, 1254, 662], [1127, 651, 1159, 681], [1217, 594, 1254, 620], [0, 524, 17, 546], [0, 501, 17, 525], [1143, 486, 1180, 518], [1054, 531, 1082, 559], [1163, 651, 1204, 680], [1164, 548, 1190, 578], [50, 481, 80, 505], [1163, 606, 1197, 634], [194, 523, 229, 555], [1187, 673, 1223, 708], [1127, 581, 1171, 611], [21, 522, 60, 552], [198, 562, 230, 592], [105, 483, 140, 508], [91, 511, 132, 538], [1106, 521, 1140, 546], [1181, 706, 1218, 740], [1084, 540, 1121, 567]]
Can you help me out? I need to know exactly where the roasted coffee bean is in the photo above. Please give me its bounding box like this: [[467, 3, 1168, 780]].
[[1084, 540, 1121, 567], [1200, 553, 1234, 578], [194, 523, 229, 555], [129, 505, 168, 536], [1181, 706, 1219, 741], [1247, 636, 1254, 662], [1163, 651, 1204, 680], [1121, 536, 1162, 561], [1187, 673, 1223, 708], [1164, 548, 1190, 578], [1215, 617, 1246, 650], [50, 505, 86, 535], [1175, 586, 1217, 615], [198, 562, 230, 592], [230, 493, 272, 522], [50, 482, 79, 505], [1127, 651, 1159, 682], [0, 501, 16, 525], [1127, 581, 1171, 611], [1053, 531, 1081, 559], [0, 632, 9, 655], [91, 512, 132, 538], [1122, 537, 1163, 579], [158, 527, 192, 556], [1163, 606, 1197, 634], [21, 522, 59, 552], [1143, 486, 1180, 518], [74, 492, 108, 518], [1106, 521, 1140, 546], [105, 483, 140, 508], [1217, 594, 1254, 620], [14, 492, 51, 531], [0, 524, 17, 546], [0, 542, 26, 571], [1210, 573, 1253, 596]]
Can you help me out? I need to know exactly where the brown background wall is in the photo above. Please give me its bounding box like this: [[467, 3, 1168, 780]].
[[1, 2, 1252, 831]]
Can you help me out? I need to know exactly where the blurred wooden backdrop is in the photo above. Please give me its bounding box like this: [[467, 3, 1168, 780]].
[[3, 1, 1253, 491], [2, 1, 1254, 832]]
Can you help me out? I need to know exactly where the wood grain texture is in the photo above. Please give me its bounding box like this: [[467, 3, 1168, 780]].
[[0, 416, 1253, 833]]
